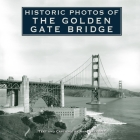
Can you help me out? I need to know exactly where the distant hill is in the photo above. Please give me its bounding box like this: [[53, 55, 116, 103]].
[[65, 87, 140, 97], [121, 89, 140, 97]]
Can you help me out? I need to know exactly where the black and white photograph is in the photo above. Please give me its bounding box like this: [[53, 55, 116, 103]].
[[0, 1, 140, 140]]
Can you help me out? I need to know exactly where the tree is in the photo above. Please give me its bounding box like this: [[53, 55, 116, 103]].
[[30, 132, 44, 140], [40, 111, 56, 128], [54, 122, 60, 127], [54, 122, 67, 129], [33, 116, 45, 124], [21, 116, 36, 129], [21, 116, 31, 126], [0, 137, 3, 140], [0, 110, 5, 115], [61, 123, 67, 129]]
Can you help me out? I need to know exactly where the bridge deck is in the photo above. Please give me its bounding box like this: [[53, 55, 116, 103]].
[[0, 79, 118, 92]]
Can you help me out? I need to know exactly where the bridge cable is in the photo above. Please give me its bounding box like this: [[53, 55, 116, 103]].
[[99, 57, 113, 88], [99, 71, 110, 89], [55, 56, 92, 83], [64, 62, 92, 84]]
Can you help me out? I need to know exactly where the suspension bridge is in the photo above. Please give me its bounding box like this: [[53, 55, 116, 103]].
[[0, 55, 124, 113]]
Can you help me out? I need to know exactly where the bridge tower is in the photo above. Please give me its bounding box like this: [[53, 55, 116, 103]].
[[6, 77, 18, 107], [60, 80, 64, 107], [21, 76, 29, 113], [91, 54, 100, 104], [119, 80, 123, 98]]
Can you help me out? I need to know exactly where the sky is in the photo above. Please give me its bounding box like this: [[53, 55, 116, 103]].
[[0, 0, 140, 92]]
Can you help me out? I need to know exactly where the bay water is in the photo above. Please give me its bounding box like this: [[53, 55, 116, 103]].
[[64, 96, 140, 140]]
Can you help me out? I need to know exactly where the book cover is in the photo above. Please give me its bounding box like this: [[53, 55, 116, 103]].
[[0, 0, 140, 140]]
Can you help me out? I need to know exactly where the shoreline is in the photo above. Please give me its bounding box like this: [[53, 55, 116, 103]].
[[60, 115, 97, 140], [59, 118, 83, 140], [63, 111, 127, 140]]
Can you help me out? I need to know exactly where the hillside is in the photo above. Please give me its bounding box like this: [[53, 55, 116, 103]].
[[0, 111, 64, 140], [65, 87, 140, 97], [0, 113, 29, 140]]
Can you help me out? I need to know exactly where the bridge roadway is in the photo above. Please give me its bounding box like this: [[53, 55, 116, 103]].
[[0, 79, 117, 92], [0, 78, 121, 113]]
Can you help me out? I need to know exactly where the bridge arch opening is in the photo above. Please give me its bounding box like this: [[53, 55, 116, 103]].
[[6, 90, 19, 107], [30, 93, 60, 112]]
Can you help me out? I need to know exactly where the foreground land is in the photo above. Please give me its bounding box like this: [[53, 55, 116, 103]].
[[60, 118, 83, 140], [0, 109, 128, 140], [0, 113, 28, 140], [0, 110, 97, 140], [0, 111, 65, 140]]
